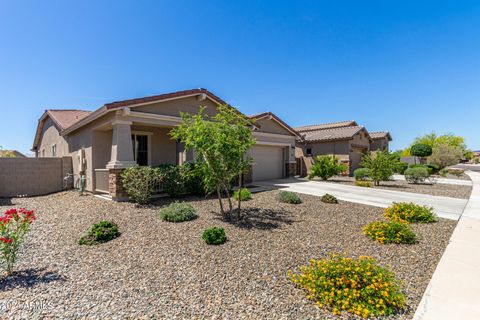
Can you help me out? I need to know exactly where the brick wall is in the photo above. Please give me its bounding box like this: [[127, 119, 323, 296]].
[[0, 157, 73, 197]]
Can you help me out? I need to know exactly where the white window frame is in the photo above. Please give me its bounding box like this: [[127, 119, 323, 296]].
[[131, 131, 152, 166]]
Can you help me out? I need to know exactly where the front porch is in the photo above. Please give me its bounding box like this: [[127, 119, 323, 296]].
[[91, 110, 193, 200]]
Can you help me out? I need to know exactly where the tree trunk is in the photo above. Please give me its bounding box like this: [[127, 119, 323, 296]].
[[216, 186, 225, 216], [237, 173, 242, 220]]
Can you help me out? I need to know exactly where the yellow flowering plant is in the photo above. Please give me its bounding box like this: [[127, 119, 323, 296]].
[[363, 221, 417, 244], [288, 254, 406, 318], [385, 202, 436, 223]]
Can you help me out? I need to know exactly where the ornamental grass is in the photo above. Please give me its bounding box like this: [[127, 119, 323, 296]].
[[289, 254, 406, 318], [385, 202, 437, 224]]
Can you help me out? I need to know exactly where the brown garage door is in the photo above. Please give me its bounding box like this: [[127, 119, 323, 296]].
[[250, 145, 284, 181]]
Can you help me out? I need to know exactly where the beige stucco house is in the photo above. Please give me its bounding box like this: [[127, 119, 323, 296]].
[[295, 120, 373, 175], [32, 89, 299, 200], [369, 131, 392, 151]]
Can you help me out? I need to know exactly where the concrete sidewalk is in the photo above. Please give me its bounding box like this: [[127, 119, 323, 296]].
[[255, 178, 468, 220], [413, 171, 480, 320]]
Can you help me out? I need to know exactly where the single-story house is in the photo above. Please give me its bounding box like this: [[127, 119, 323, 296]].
[[295, 120, 372, 175], [32, 88, 299, 200], [369, 131, 392, 151]]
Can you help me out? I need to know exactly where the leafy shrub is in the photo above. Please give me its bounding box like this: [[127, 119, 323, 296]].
[[355, 181, 372, 188], [404, 167, 430, 184], [446, 168, 464, 177], [122, 166, 161, 204], [410, 144, 433, 158], [308, 155, 347, 181], [395, 162, 408, 174], [321, 193, 338, 204], [385, 202, 437, 223], [278, 191, 302, 204], [159, 202, 197, 222], [233, 188, 252, 201], [353, 168, 371, 181], [202, 227, 227, 245], [0, 208, 36, 275], [78, 221, 120, 245], [157, 162, 205, 197], [425, 164, 440, 174], [409, 164, 432, 174], [289, 254, 406, 318], [428, 144, 464, 169], [363, 221, 417, 244], [474, 157, 480, 164], [361, 151, 399, 186]]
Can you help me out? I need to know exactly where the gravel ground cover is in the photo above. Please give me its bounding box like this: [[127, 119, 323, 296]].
[[0, 191, 456, 319], [326, 176, 472, 199]]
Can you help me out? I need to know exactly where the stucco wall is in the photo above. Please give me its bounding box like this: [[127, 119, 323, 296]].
[[37, 118, 69, 157], [370, 138, 388, 151], [255, 118, 291, 135], [130, 125, 177, 166], [134, 96, 220, 117], [301, 140, 350, 161], [0, 157, 72, 197]]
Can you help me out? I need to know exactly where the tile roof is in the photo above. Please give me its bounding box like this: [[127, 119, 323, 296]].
[[301, 125, 366, 142], [47, 110, 92, 130], [295, 120, 357, 132], [369, 131, 392, 141]]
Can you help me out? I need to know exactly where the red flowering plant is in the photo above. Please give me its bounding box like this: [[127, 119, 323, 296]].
[[0, 208, 36, 275]]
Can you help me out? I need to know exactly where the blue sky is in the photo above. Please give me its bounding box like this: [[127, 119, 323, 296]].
[[1, 0, 479, 155]]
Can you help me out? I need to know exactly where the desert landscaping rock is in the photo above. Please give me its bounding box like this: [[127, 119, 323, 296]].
[[0, 191, 456, 319]]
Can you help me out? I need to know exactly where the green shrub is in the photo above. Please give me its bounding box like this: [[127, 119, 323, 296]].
[[363, 221, 417, 244], [159, 202, 197, 222], [446, 168, 464, 177], [410, 144, 433, 158], [277, 191, 302, 204], [289, 254, 406, 318], [425, 164, 440, 174], [361, 151, 399, 186], [385, 202, 437, 223], [321, 193, 338, 204], [157, 162, 205, 197], [78, 221, 120, 245], [233, 188, 252, 201], [121, 166, 161, 204], [202, 227, 227, 245], [308, 155, 347, 181], [409, 164, 432, 174], [404, 167, 430, 184], [395, 162, 408, 174], [353, 168, 371, 181], [355, 181, 372, 188]]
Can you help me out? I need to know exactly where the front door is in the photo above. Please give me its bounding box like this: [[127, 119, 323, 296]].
[[132, 134, 149, 166]]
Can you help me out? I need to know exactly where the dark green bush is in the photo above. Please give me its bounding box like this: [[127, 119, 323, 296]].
[[409, 164, 432, 174], [321, 193, 338, 204], [202, 227, 227, 245], [122, 166, 161, 204], [405, 167, 430, 184], [363, 221, 417, 244], [157, 163, 205, 197], [159, 202, 197, 222], [308, 155, 347, 180], [233, 188, 252, 201], [395, 162, 408, 174], [78, 220, 120, 245], [353, 168, 371, 181], [410, 144, 433, 158], [277, 191, 302, 204], [425, 164, 440, 174]]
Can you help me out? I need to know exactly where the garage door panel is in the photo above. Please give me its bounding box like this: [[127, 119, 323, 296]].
[[251, 145, 284, 181]]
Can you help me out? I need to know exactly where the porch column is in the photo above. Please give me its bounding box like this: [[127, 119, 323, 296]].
[[106, 120, 136, 201]]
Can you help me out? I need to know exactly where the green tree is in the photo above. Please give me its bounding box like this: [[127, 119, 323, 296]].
[[170, 105, 255, 220], [464, 150, 474, 160], [428, 144, 463, 169], [410, 144, 432, 164], [308, 155, 347, 180], [413, 132, 466, 151], [360, 151, 399, 186]]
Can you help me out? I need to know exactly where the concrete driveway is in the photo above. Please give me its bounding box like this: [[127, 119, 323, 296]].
[[255, 178, 468, 220]]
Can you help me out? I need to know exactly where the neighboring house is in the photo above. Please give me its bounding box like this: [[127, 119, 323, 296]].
[[295, 120, 372, 175], [32, 88, 299, 200], [0, 150, 27, 158], [369, 131, 392, 151]]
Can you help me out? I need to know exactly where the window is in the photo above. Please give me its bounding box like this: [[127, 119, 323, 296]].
[[306, 148, 312, 156], [52, 145, 57, 157], [42, 149, 45, 157], [131, 133, 149, 166]]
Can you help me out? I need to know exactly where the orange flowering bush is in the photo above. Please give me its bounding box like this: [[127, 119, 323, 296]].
[[363, 221, 417, 244], [385, 202, 436, 223], [288, 254, 406, 318]]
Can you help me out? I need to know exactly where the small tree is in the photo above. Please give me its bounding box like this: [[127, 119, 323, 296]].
[[170, 105, 255, 220], [410, 144, 432, 164], [308, 155, 347, 180], [428, 144, 463, 169], [360, 151, 398, 186]]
